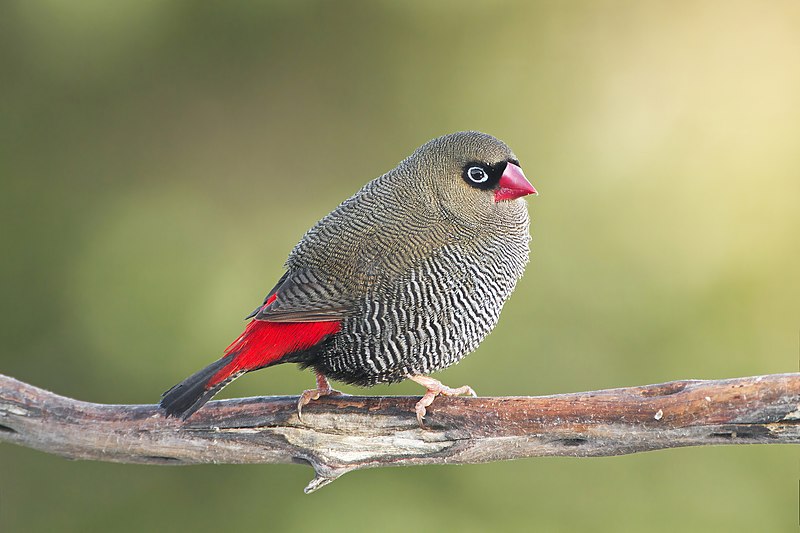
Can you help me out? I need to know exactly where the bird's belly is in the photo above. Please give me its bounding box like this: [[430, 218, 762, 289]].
[[316, 239, 529, 386]]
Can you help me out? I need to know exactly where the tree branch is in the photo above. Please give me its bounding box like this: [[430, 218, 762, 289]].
[[1, 373, 798, 493]]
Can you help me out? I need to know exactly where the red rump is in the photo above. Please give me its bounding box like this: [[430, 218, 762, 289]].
[[207, 296, 341, 387]]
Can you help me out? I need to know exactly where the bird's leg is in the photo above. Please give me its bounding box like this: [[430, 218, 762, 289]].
[[297, 371, 342, 419], [409, 375, 477, 426]]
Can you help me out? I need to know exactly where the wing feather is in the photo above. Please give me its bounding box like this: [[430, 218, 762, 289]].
[[246, 268, 352, 323]]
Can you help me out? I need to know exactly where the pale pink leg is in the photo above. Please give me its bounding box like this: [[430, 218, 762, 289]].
[[297, 372, 342, 419], [409, 375, 477, 426]]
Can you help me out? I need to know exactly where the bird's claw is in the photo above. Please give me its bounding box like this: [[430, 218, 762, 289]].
[[297, 372, 341, 420], [410, 375, 477, 427]]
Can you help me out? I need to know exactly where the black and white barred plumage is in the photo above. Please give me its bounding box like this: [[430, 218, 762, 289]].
[[283, 131, 531, 385]]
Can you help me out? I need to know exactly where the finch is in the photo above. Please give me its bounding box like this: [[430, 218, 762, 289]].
[[160, 131, 537, 423]]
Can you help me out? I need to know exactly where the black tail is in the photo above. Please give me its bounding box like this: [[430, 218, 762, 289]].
[[160, 354, 239, 420]]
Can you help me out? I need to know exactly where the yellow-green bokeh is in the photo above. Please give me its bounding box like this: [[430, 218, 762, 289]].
[[1, 1, 798, 531]]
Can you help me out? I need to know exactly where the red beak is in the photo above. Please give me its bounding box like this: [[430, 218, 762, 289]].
[[494, 162, 537, 202]]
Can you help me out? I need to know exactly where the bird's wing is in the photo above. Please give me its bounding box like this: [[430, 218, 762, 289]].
[[245, 268, 352, 323]]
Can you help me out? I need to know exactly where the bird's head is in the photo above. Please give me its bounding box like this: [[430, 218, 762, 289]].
[[402, 131, 537, 225]]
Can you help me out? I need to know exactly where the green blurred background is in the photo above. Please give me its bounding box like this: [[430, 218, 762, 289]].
[[2, 1, 798, 531]]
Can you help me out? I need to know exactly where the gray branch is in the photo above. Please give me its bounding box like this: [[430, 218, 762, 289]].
[[1, 373, 798, 493]]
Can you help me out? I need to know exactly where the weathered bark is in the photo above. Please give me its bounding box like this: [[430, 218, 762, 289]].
[[1, 373, 798, 493]]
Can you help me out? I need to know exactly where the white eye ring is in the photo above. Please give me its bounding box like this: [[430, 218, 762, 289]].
[[467, 166, 489, 183]]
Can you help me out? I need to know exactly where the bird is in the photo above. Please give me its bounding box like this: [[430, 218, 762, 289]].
[[160, 131, 537, 424]]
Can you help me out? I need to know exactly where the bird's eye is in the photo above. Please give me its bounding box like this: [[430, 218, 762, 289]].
[[467, 166, 489, 184]]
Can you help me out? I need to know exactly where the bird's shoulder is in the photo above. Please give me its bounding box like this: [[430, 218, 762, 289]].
[[287, 172, 451, 273]]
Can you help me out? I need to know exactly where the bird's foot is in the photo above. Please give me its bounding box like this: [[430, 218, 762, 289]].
[[297, 372, 342, 420], [409, 375, 477, 426]]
